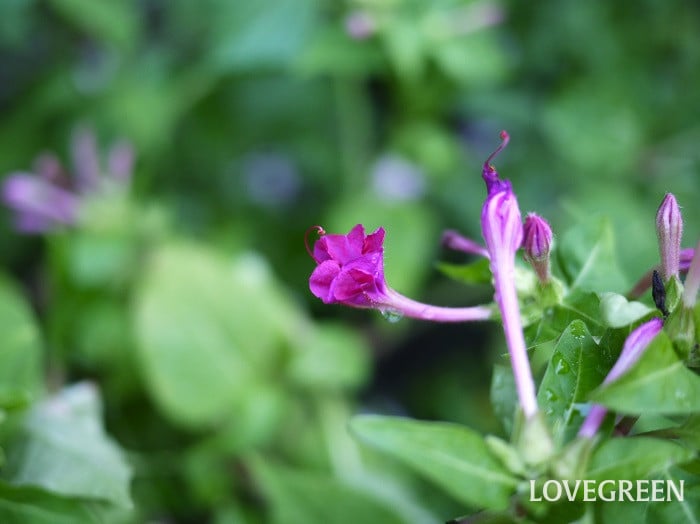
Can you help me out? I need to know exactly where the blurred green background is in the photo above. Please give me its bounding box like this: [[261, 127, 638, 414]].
[[0, 0, 699, 522]]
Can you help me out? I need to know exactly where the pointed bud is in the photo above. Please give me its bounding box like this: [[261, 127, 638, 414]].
[[656, 193, 683, 282], [522, 213, 552, 283]]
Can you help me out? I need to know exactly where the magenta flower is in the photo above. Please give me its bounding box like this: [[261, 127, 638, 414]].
[[481, 131, 538, 419], [578, 317, 664, 438], [442, 229, 490, 259], [2, 127, 134, 234], [522, 213, 553, 284], [307, 224, 493, 322], [683, 240, 700, 309], [656, 193, 683, 282]]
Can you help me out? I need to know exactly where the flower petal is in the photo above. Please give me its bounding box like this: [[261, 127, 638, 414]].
[[309, 260, 341, 303]]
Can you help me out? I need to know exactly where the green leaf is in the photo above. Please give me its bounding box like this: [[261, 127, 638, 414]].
[[47, 0, 139, 50], [288, 323, 370, 391], [250, 460, 408, 524], [537, 320, 608, 445], [647, 467, 700, 524], [490, 365, 518, 436], [134, 243, 298, 427], [0, 275, 43, 409], [586, 437, 694, 482], [350, 415, 518, 510], [2, 383, 132, 507], [0, 481, 104, 524], [592, 330, 700, 414], [437, 259, 492, 286], [207, 0, 317, 72], [599, 292, 654, 328], [557, 218, 628, 293]]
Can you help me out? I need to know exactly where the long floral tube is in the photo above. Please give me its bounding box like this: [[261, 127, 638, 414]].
[[578, 318, 664, 438], [480, 132, 538, 419], [307, 224, 494, 322], [383, 288, 493, 322], [442, 229, 490, 259]]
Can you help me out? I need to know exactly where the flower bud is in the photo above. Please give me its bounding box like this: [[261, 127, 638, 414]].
[[522, 213, 552, 283], [656, 193, 683, 282]]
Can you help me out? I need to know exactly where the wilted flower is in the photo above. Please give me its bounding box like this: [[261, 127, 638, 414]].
[[2, 126, 133, 233], [307, 224, 493, 322], [522, 213, 553, 284], [578, 317, 664, 438], [656, 193, 683, 282], [480, 131, 538, 418]]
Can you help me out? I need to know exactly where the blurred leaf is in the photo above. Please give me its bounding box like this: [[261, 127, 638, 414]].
[[537, 320, 607, 446], [557, 218, 628, 294], [599, 292, 653, 328], [207, 0, 318, 72], [438, 258, 492, 286], [47, 0, 139, 50], [647, 467, 700, 523], [288, 323, 370, 391], [491, 364, 517, 436], [586, 437, 693, 482], [297, 28, 384, 76], [350, 415, 518, 510], [0, 481, 104, 524], [382, 17, 425, 80], [134, 243, 299, 427], [0, 274, 43, 409], [3, 383, 132, 507], [592, 330, 700, 415], [432, 32, 508, 86], [251, 460, 408, 524]]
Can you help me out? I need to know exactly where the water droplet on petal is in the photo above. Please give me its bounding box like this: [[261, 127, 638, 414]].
[[380, 308, 404, 323]]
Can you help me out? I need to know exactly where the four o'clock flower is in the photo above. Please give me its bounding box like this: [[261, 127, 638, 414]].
[[656, 193, 683, 282], [522, 213, 553, 284], [2, 126, 134, 234], [578, 317, 664, 438], [480, 131, 538, 419], [307, 224, 493, 322], [683, 239, 700, 309]]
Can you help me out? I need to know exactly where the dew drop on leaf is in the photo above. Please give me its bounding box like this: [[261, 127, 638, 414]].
[[555, 357, 570, 375]]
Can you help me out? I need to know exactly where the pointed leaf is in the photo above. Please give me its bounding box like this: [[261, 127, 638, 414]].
[[586, 437, 693, 482], [537, 320, 608, 445], [2, 383, 132, 507], [557, 218, 627, 293], [0, 482, 103, 524], [350, 415, 518, 510]]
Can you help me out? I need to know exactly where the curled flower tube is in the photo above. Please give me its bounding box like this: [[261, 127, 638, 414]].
[[578, 317, 664, 438], [481, 131, 538, 419], [307, 224, 493, 322]]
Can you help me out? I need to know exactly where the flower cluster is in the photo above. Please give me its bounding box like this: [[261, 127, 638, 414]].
[[306, 131, 700, 434]]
